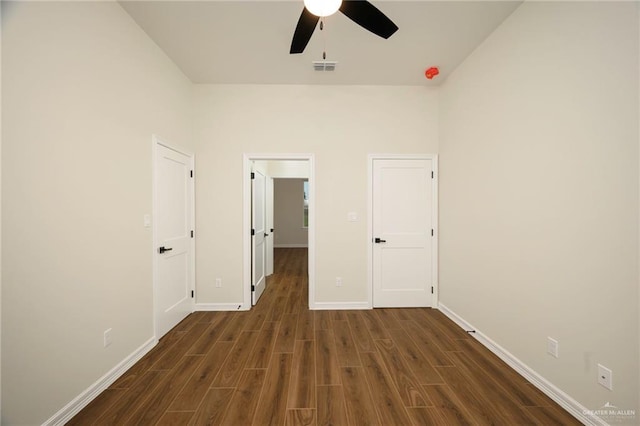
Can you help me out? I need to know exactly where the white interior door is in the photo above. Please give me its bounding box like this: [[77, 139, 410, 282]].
[[372, 158, 433, 307], [252, 169, 267, 305], [266, 176, 274, 277], [155, 142, 194, 338]]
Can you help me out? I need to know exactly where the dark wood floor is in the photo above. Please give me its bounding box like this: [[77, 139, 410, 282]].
[[70, 248, 580, 425]]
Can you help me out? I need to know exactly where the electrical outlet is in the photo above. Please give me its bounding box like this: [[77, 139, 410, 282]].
[[215, 278, 222, 288], [104, 328, 113, 348], [598, 364, 613, 390], [547, 337, 558, 358], [336, 277, 343, 287]]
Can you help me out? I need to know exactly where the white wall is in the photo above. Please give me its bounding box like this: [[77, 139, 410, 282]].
[[194, 85, 438, 305], [274, 179, 308, 247], [439, 1, 639, 416], [1, 2, 193, 424]]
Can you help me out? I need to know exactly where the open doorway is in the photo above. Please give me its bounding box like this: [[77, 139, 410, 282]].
[[243, 154, 315, 310]]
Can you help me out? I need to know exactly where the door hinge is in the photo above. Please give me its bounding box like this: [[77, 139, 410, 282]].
[[190, 170, 193, 178], [191, 290, 194, 298], [251, 285, 255, 292], [431, 171, 434, 179], [431, 229, 434, 236], [251, 228, 255, 236], [431, 286, 434, 294], [191, 230, 194, 238], [251, 172, 255, 179]]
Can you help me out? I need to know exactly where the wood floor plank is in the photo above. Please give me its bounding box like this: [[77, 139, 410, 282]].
[[245, 323, 279, 369], [422, 384, 477, 425], [285, 409, 317, 426], [360, 352, 413, 426], [392, 308, 415, 321], [406, 407, 447, 426], [253, 353, 293, 426], [457, 338, 552, 407], [108, 331, 183, 389], [296, 311, 314, 340], [71, 249, 581, 426], [332, 320, 362, 367], [150, 322, 210, 370], [347, 312, 375, 353], [435, 366, 507, 426], [447, 351, 538, 425], [400, 320, 453, 367], [288, 340, 316, 409], [315, 329, 342, 385], [169, 341, 234, 411], [219, 311, 251, 341], [284, 291, 301, 314], [316, 385, 349, 426], [525, 406, 583, 425], [187, 313, 233, 355], [211, 331, 260, 387], [314, 310, 332, 330], [361, 310, 391, 340], [274, 312, 298, 353], [186, 312, 232, 355], [266, 296, 287, 322], [124, 355, 203, 425], [387, 327, 444, 384], [219, 368, 267, 425], [425, 309, 471, 340], [65, 389, 125, 425], [373, 339, 430, 407], [409, 310, 460, 352], [244, 307, 269, 331], [156, 411, 195, 425], [340, 367, 381, 426], [93, 370, 168, 425], [375, 309, 403, 329], [189, 388, 235, 426]]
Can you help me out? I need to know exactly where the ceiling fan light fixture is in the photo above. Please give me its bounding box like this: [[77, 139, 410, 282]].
[[303, 0, 342, 17]]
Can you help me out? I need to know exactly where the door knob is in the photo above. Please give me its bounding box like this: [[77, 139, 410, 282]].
[[374, 238, 386, 243], [158, 246, 173, 254]]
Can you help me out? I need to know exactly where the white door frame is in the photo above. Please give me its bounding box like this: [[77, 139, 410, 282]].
[[243, 154, 315, 310], [152, 135, 196, 338], [367, 154, 438, 307]]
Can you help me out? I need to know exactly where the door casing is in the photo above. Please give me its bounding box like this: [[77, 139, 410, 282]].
[[243, 154, 315, 310], [367, 154, 438, 308]]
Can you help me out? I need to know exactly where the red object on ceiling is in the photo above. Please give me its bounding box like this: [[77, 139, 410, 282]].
[[425, 67, 440, 80]]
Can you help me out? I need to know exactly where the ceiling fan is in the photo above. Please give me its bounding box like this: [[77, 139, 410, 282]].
[[290, 0, 398, 54]]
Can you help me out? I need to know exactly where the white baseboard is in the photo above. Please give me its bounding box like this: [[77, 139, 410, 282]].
[[311, 301, 371, 310], [274, 244, 308, 248], [43, 337, 158, 426], [437, 303, 608, 426], [195, 303, 248, 311]]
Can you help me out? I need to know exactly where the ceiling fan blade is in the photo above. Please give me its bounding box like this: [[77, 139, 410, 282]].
[[339, 0, 398, 39], [290, 8, 320, 54]]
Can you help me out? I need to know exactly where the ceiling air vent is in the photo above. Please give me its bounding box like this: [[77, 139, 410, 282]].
[[312, 61, 338, 71]]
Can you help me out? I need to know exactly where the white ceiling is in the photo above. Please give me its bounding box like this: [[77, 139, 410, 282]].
[[120, 0, 522, 86]]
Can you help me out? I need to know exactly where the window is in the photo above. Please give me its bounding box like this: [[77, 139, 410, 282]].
[[303, 180, 309, 228]]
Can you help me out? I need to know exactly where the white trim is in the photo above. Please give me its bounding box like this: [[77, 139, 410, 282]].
[[367, 154, 439, 308], [152, 135, 196, 339], [42, 337, 157, 426], [274, 244, 309, 248], [438, 303, 607, 426], [195, 303, 247, 311], [243, 154, 316, 311], [311, 301, 370, 310]]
